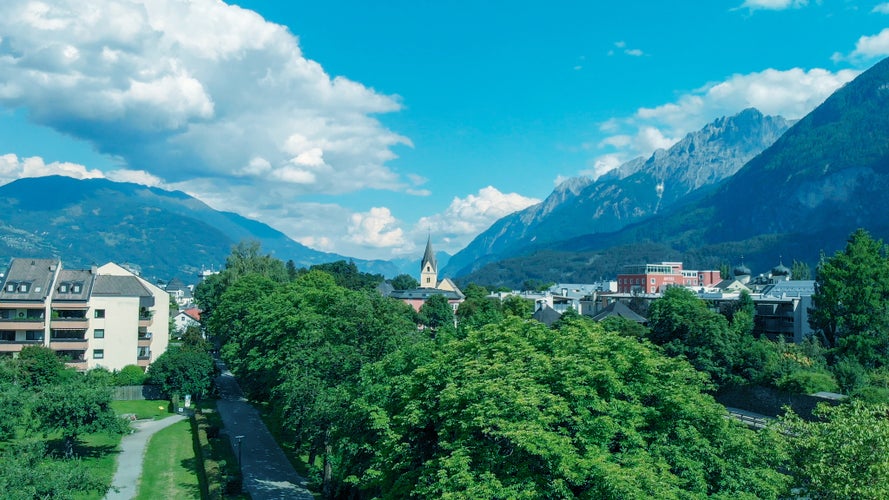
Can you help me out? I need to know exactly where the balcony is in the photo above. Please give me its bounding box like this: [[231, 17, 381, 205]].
[[49, 339, 88, 350], [51, 318, 89, 329], [0, 340, 42, 353], [0, 319, 46, 330], [137, 349, 151, 367]]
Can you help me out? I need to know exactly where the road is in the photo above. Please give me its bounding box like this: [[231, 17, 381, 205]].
[[214, 360, 315, 500]]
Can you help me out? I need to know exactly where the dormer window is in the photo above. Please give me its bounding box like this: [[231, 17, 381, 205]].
[[58, 284, 69, 293], [18, 283, 30, 293], [72, 283, 82, 293], [4, 283, 15, 293]]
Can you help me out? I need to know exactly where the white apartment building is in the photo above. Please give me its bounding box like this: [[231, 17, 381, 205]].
[[0, 258, 169, 371]]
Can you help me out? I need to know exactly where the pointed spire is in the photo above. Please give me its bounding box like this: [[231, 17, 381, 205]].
[[421, 234, 437, 270]]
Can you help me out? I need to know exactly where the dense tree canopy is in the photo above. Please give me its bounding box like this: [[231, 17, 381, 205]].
[[811, 228, 889, 366], [348, 316, 789, 498], [147, 346, 216, 400]]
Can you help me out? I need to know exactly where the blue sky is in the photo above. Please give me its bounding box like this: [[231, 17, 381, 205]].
[[0, 1, 886, 260]]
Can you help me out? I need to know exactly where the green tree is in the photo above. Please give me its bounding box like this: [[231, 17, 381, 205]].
[[647, 286, 745, 387], [501, 294, 532, 319], [350, 316, 789, 498], [791, 259, 811, 280], [32, 378, 127, 457], [17, 345, 68, 388], [418, 293, 455, 334], [810, 228, 889, 366], [0, 440, 106, 499], [389, 273, 419, 291], [114, 365, 147, 386], [311, 260, 384, 291], [781, 400, 889, 499], [147, 347, 216, 400]]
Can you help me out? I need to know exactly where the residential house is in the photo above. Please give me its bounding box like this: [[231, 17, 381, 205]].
[[389, 237, 464, 313]]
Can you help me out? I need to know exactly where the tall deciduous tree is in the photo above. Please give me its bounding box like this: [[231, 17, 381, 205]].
[[147, 346, 216, 400], [810, 228, 889, 366], [389, 273, 419, 291], [781, 400, 889, 499], [647, 286, 745, 387], [350, 316, 789, 498], [418, 293, 455, 334], [32, 378, 127, 457]]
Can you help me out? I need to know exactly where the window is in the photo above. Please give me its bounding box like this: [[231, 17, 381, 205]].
[[26, 331, 43, 341], [18, 283, 29, 293], [94, 309, 105, 319], [72, 283, 82, 293], [4, 283, 14, 292], [93, 349, 104, 359], [58, 284, 68, 293], [650, 278, 656, 284], [94, 329, 104, 339]]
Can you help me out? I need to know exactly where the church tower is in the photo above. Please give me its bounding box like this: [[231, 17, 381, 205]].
[[419, 236, 438, 289]]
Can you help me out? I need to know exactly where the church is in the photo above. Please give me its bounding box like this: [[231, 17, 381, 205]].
[[388, 237, 465, 312]]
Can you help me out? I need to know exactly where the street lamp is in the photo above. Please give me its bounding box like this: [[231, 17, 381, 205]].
[[235, 435, 244, 467]]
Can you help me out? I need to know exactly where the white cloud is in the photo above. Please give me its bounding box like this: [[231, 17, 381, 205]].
[[0, 153, 104, 185], [846, 28, 889, 60], [739, 0, 807, 10], [347, 207, 406, 248], [874, 3, 889, 14], [414, 186, 540, 254], [589, 66, 857, 179], [106, 169, 164, 187], [609, 41, 645, 57], [579, 154, 624, 181], [0, 0, 411, 199]]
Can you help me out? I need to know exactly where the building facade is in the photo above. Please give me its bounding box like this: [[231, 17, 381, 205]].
[[389, 237, 464, 313], [617, 261, 721, 294], [0, 259, 169, 371]]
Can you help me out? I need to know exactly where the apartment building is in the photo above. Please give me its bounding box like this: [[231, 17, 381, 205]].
[[0, 258, 169, 371]]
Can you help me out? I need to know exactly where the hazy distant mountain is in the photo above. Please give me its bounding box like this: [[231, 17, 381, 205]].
[[460, 56, 889, 288], [0, 176, 398, 281], [444, 108, 791, 277]]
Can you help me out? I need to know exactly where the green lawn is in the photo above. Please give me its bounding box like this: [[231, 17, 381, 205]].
[[111, 399, 173, 420], [70, 432, 123, 500], [136, 419, 201, 499]]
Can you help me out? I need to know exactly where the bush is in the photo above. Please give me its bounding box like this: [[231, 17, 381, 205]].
[[775, 369, 838, 394], [114, 365, 146, 386]]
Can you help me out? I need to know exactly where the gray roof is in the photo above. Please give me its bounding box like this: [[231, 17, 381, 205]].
[[0, 258, 59, 301], [532, 305, 562, 327], [421, 236, 437, 270], [760, 280, 815, 298], [51, 269, 95, 301], [591, 301, 648, 323], [92, 275, 152, 297], [389, 288, 463, 301]]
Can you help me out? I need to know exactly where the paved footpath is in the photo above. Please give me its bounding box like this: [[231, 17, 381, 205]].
[[214, 360, 315, 500], [105, 414, 187, 500]]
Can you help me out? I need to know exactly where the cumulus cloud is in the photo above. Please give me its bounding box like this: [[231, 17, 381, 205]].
[[347, 207, 406, 248], [0, 153, 104, 185], [414, 186, 540, 254], [608, 41, 645, 57], [0, 0, 410, 198], [844, 28, 889, 60], [874, 3, 889, 14], [739, 0, 807, 10]]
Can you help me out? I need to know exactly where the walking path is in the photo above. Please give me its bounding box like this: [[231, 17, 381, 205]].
[[104, 414, 187, 500], [214, 360, 314, 500]]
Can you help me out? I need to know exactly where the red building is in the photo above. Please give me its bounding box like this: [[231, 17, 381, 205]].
[[616, 261, 721, 294]]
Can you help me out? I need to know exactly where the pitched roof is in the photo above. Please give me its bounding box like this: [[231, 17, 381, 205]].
[[591, 301, 648, 323], [52, 269, 94, 301], [532, 305, 562, 327], [421, 236, 437, 270], [389, 288, 463, 301], [92, 275, 152, 297], [0, 258, 59, 301]]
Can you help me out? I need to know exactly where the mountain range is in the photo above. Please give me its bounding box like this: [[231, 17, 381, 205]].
[[457, 56, 889, 287], [0, 176, 401, 282], [443, 108, 792, 277]]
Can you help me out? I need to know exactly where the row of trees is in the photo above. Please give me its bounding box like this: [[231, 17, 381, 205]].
[[197, 235, 889, 498]]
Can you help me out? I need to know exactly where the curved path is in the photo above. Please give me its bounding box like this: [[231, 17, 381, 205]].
[[104, 414, 187, 500], [214, 360, 314, 499]]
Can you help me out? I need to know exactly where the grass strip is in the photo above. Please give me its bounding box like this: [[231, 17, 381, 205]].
[[135, 420, 201, 500]]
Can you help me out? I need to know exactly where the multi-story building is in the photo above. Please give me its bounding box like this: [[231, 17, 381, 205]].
[[617, 261, 721, 294], [0, 258, 169, 371]]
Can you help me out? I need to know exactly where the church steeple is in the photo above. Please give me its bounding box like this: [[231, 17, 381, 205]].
[[420, 236, 438, 289]]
